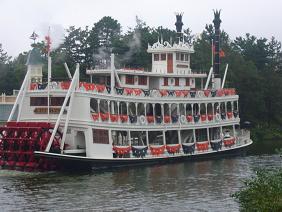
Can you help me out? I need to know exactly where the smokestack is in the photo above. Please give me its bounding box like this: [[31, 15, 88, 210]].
[[213, 10, 222, 78], [175, 12, 184, 42]]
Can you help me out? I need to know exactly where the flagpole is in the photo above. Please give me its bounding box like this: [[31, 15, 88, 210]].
[[211, 39, 215, 89], [211, 39, 214, 66], [46, 28, 51, 122]]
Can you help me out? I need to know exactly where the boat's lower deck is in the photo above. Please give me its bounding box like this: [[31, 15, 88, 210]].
[[34, 138, 252, 171]]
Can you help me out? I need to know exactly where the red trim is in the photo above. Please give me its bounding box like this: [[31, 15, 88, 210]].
[[124, 88, 133, 95], [166, 144, 181, 154], [96, 84, 106, 92], [201, 114, 207, 122], [159, 90, 168, 96], [150, 145, 165, 156], [120, 115, 128, 122], [224, 138, 235, 147], [164, 115, 171, 123], [175, 90, 182, 97], [110, 114, 119, 122], [100, 112, 109, 121], [61, 81, 71, 89], [186, 115, 193, 122], [113, 146, 131, 155], [196, 141, 209, 151], [133, 88, 142, 96], [227, 112, 233, 119], [208, 114, 213, 121], [146, 116, 154, 123], [30, 83, 38, 90], [92, 113, 99, 121], [204, 90, 210, 97], [182, 90, 189, 97]]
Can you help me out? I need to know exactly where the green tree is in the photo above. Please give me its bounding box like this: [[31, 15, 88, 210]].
[[88, 16, 121, 68], [232, 168, 282, 211], [0, 44, 11, 64]]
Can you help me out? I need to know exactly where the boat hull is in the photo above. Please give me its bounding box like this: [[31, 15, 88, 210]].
[[34, 140, 252, 171]]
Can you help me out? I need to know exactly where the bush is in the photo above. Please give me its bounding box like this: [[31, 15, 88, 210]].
[[232, 169, 282, 211]]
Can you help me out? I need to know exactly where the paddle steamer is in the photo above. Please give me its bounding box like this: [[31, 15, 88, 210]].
[[0, 11, 252, 171]]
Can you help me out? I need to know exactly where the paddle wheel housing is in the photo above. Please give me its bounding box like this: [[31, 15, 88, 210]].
[[0, 122, 63, 171]]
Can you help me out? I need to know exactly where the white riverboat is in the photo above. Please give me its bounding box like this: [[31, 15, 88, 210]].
[[0, 12, 252, 171]]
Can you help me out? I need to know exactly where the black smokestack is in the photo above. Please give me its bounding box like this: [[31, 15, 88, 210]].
[[175, 13, 184, 42], [213, 10, 222, 78]]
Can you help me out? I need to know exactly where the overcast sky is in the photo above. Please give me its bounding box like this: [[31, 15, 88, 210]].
[[0, 0, 281, 57]]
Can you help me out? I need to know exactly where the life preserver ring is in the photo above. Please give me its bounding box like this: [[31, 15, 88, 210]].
[[180, 115, 186, 124], [215, 113, 221, 122], [197, 91, 204, 98], [50, 82, 58, 89], [139, 115, 146, 125], [151, 89, 159, 97]]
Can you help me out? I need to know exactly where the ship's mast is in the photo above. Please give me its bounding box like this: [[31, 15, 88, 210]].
[[213, 10, 222, 89]]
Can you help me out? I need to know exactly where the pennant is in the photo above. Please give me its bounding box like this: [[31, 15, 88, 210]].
[[219, 49, 225, 57]]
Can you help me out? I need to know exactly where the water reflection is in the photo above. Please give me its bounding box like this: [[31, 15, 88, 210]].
[[0, 154, 281, 211]]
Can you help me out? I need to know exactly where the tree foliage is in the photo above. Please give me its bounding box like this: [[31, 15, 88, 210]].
[[232, 168, 282, 211]]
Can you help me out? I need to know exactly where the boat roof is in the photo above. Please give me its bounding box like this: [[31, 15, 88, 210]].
[[86, 69, 207, 78]]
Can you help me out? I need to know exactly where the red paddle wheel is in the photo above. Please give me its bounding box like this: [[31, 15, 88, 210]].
[[0, 122, 63, 171]]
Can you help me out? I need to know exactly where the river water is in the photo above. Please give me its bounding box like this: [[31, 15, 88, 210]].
[[0, 153, 281, 212]]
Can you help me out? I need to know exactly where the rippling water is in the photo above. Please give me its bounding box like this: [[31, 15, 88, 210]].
[[0, 154, 281, 211]]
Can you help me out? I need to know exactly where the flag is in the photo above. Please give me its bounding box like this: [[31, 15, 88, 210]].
[[30, 31, 39, 40], [45, 35, 51, 53], [219, 49, 225, 57]]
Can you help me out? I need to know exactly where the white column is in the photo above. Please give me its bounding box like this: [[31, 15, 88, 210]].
[[97, 99, 101, 122], [205, 103, 208, 123], [161, 104, 164, 124], [193, 129, 196, 143], [128, 130, 131, 146], [107, 101, 110, 123], [117, 101, 120, 123], [146, 131, 149, 146], [169, 104, 171, 119], [110, 54, 115, 95], [152, 103, 155, 124], [207, 128, 210, 148], [178, 130, 181, 144], [191, 103, 194, 123], [109, 130, 113, 146], [126, 102, 129, 123], [163, 130, 166, 145]]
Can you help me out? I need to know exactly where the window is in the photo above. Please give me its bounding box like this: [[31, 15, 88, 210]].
[[30, 97, 47, 106], [30, 97, 69, 106], [154, 54, 159, 61], [186, 78, 190, 86], [185, 54, 189, 61], [176, 53, 180, 60], [163, 77, 168, 86], [175, 78, 179, 86], [138, 76, 147, 85], [181, 54, 184, 61], [125, 75, 134, 85], [161, 54, 166, 61], [92, 129, 109, 144]]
